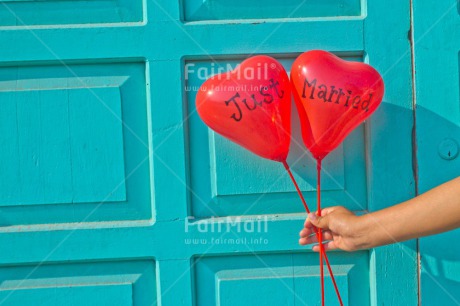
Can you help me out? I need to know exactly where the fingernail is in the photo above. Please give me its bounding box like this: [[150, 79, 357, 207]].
[[308, 213, 316, 220]]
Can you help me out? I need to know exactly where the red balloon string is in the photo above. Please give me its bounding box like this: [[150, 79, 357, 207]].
[[282, 161, 343, 306], [317, 159, 325, 306], [283, 161, 311, 214], [323, 253, 343, 306]]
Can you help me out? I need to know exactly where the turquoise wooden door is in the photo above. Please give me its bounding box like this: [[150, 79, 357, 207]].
[[413, 0, 460, 304], [0, 0, 417, 305]]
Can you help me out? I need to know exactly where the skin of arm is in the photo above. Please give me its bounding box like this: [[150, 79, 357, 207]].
[[299, 176, 460, 252]]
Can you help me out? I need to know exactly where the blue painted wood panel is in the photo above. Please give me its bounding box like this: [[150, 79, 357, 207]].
[[1, 87, 126, 205], [0, 260, 156, 305], [0, 0, 143, 26], [0, 0, 416, 305], [0, 62, 152, 225], [413, 0, 460, 304], [194, 252, 368, 306], [183, 0, 362, 22]]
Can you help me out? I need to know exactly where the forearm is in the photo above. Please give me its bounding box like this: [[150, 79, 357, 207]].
[[358, 176, 460, 248]]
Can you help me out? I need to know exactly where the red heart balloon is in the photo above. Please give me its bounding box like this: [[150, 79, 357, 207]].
[[291, 50, 384, 160], [196, 56, 291, 162]]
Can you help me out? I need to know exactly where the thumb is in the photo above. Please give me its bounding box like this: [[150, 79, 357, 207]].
[[308, 212, 329, 230]]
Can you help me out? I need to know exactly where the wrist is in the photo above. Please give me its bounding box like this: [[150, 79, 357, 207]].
[[351, 214, 376, 250]]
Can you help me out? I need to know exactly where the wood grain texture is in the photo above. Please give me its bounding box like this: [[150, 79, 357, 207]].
[[0, 0, 418, 305], [183, 0, 362, 22], [0, 62, 152, 225], [364, 1, 417, 304], [413, 0, 460, 304], [0, 0, 143, 27]]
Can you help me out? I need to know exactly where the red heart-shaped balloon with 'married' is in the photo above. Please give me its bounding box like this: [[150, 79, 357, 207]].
[[196, 56, 291, 162], [291, 50, 384, 160]]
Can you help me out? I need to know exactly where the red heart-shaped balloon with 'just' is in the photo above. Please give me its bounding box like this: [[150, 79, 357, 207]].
[[291, 50, 384, 160], [196, 56, 291, 162]]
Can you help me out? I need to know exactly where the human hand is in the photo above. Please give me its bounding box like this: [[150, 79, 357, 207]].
[[299, 206, 370, 252]]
